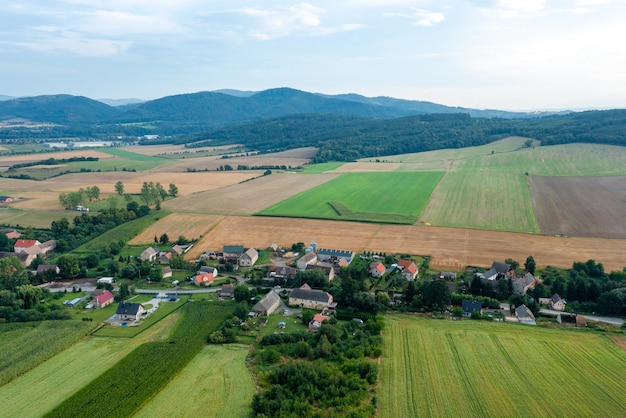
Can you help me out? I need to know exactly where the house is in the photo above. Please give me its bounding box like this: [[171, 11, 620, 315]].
[[272, 266, 297, 280], [370, 262, 386, 278], [171, 244, 185, 255], [223, 245, 245, 260], [515, 304, 536, 325], [462, 299, 483, 317], [252, 290, 281, 316], [397, 259, 418, 281], [289, 284, 333, 310], [538, 297, 552, 306], [220, 284, 235, 299], [92, 290, 114, 308], [140, 247, 159, 262], [309, 313, 330, 332], [482, 261, 512, 281], [36, 240, 56, 255], [0, 251, 36, 267], [2, 229, 20, 239], [239, 248, 259, 267], [158, 251, 172, 264], [14, 239, 41, 254], [297, 251, 318, 270], [317, 248, 355, 264], [198, 266, 218, 277], [194, 272, 214, 286], [550, 294, 566, 311], [36, 264, 60, 275], [305, 263, 335, 281], [162, 266, 173, 279], [114, 302, 145, 321], [512, 273, 537, 295]]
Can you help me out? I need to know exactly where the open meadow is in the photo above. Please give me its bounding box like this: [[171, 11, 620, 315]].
[[134, 344, 254, 418], [378, 315, 626, 418], [184, 216, 626, 271], [258, 171, 443, 224]]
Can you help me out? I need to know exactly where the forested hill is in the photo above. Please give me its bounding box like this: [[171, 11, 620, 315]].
[[186, 109, 626, 162]]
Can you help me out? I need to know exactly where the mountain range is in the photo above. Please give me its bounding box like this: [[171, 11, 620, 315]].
[[0, 87, 558, 132]]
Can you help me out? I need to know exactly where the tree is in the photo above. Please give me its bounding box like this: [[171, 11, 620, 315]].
[[119, 282, 130, 300], [168, 183, 178, 197], [149, 266, 163, 282], [525, 256, 536, 275], [234, 285, 251, 302], [422, 280, 451, 311], [86, 185, 100, 202], [108, 259, 120, 276], [115, 181, 124, 195], [159, 233, 169, 245], [0, 257, 28, 292], [505, 258, 520, 271], [57, 255, 80, 279], [16, 284, 43, 310], [301, 309, 314, 325]]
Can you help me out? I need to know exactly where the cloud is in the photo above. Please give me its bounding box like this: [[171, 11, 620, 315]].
[[4, 34, 131, 57], [385, 8, 445, 26]]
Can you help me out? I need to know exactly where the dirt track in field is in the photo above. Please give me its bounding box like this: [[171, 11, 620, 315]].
[[162, 172, 339, 215], [530, 176, 626, 239], [185, 216, 626, 271]]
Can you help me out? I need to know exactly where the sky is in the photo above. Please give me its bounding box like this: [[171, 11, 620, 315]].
[[1, 0, 625, 110]]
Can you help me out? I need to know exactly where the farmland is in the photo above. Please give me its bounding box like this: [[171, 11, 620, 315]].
[[258, 172, 443, 224], [0, 313, 179, 418], [378, 315, 626, 418], [185, 216, 626, 272], [129, 213, 224, 244], [135, 344, 254, 418], [530, 176, 626, 239]]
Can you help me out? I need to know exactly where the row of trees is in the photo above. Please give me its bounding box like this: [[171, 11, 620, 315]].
[[58, 186, 101, 209]]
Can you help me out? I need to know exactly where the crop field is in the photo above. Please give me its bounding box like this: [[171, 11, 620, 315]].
[[0, 321, 93, 386], [163, 172, 339, 215], [150, 147, 317, 173], [378, 315, 626, 418], [0, 314, 178, 418], [258, 172, 444, 224], [419, 171, 540, 233], [134, 344, 254, 418], [530, 176, 626, 239], [329, 162, 402, 172], [0, 150, 116, 167], [129, 213, 224, 244], [0, 208, 67, 228], [185, 216, 626, 271]]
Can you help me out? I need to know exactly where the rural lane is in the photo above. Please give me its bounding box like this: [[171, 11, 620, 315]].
[[540, 309, 624, 327]]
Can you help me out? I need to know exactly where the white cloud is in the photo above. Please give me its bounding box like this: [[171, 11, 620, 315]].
[[5, 34, 131, 57], [385, 8, 445, 26]]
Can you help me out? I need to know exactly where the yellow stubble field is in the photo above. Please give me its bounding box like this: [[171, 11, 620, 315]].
[[129, 213, 224, 244]]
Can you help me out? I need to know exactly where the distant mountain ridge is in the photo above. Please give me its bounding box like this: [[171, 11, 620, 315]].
[[0, 87, 557, 132]]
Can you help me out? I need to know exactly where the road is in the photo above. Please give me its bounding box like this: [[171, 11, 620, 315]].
[[540, 309, 624, 327]]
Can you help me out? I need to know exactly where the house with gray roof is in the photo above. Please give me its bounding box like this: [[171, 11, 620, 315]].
[[252, 290, 281, 316], [515, 304, 536, 325], [317, 248, 355, 264], [114, 302, 145, 321], [462, 299, 483, 317], [289, 284, 333, 310], [239, 248, 259, 266], [512, 273, 537, 295]]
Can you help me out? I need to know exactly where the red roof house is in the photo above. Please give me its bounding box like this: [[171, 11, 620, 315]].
[[397, 259, 418, 281], [369, 262, 386, 278], [93, 290, 114, 308], [194, 272, 214, 286], [14, 239, 40, 254]]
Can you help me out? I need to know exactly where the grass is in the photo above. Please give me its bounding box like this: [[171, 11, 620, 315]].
[[0, 321, 94, 386], [71, 211, 167, 255], [0, 208, 67, 228], [98, 148, 169, 163], [134, 344, 254, 418], [0, 313, 179, 417], [301, 162, 345, 173], [258, 171, 443, 224], [378, 314, 626, 418]]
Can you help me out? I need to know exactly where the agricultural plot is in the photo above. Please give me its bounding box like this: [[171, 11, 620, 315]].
[[0, 208, 67, 228], [258, 172, 444, 224], [0, 321, 93, 386], [530, 176, 626, 239], [0, 150, 116, 168], [129, 213, 224, 244], [134, 344, 254, 418], [164, 172, 339, 215], [0, 315, 178, 418], [378, 315, 626, 418], [185, 216, 626, 272], [124, 144, 239, 157]]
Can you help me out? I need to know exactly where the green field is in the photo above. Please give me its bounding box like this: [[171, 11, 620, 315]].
[[0, 208, 67, 228], [301, 162, 345, 173], [0, 314, 179, 418], [258, 171, 443, 224], [379, 315, 626, 418], [0, 321, 94, 386], [135, 344, 254, 418]]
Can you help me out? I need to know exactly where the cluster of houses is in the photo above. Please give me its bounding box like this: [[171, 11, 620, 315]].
[[369, 258, 419, 282], [0, 237, 57, 267]]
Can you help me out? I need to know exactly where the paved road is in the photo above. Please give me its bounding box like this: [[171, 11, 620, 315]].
[[540, 309, 624, 327]]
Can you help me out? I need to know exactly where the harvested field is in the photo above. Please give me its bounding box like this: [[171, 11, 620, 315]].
[[129, 213, 224, 244], [124, 144, 239, 156], [0, 209, 67, 228], [186, 216, 626, 271], [8, 191, 63, 210], [530, 176, 626, 239], [150, 147, 317, 173], [163, 173, 338, 215], [0, 150, 116, 167]]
